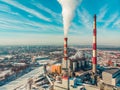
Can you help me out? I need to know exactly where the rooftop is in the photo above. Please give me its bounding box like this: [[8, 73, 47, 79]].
[[104, 68, 120, 74]]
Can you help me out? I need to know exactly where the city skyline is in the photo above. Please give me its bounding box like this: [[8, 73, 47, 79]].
[[0, 0, 120, 46]]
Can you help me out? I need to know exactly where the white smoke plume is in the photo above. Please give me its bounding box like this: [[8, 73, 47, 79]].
[[58, 0, 82, 37]]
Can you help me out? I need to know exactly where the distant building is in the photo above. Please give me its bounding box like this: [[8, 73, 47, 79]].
[[102, 68, 120, 86]]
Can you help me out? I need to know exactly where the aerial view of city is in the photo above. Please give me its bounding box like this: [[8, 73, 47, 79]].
[[0, 0, 120, 90]]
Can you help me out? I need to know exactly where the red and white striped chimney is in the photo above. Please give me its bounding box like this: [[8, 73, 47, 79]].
[[64, 37, 68, 68], [92, 14, 97, 73]]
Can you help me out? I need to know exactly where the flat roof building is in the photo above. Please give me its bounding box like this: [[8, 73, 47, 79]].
[[102, 68, 120, 86]]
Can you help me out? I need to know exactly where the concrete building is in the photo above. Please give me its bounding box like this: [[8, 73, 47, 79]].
[[102, 68, 120, 86], [69, 50, 89, 72]]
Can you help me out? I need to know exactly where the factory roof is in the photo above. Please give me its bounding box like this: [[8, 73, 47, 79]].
[[104, 68, 120, 74]]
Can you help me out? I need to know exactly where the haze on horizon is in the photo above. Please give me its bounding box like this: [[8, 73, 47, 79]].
[[0, 0, 120, 46]]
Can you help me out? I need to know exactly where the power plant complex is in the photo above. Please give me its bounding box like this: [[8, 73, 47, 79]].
[[52, 14, 98, 90]]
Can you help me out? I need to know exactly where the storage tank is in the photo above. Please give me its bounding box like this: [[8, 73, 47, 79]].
[[81, 60, 85, 69], [78, 61, 81, 69], [85, 60, 89, 68], [73, 61, 77, 72]]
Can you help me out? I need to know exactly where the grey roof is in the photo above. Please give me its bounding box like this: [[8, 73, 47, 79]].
[[104, 68, 120, 74]]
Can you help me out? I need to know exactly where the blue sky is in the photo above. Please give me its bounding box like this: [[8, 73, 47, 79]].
[[0, 0, 120, 46]]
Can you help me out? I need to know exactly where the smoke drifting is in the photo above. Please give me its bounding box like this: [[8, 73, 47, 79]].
[[58, 0, 82, 37]]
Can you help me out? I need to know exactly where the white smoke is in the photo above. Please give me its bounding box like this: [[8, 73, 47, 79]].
[[58, 0, 82, 37]]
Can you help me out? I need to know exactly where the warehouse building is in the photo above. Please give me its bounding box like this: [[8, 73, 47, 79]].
[[102, 68, 120, 86]]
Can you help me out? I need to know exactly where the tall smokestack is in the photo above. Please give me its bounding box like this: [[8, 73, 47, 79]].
[[62, 37, 68, 69], [64, 37, 68, 61], [57, 0, 82, 71], [92, 14, 97, 73]]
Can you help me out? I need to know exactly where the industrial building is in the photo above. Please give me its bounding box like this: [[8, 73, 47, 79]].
[[102, 68, 120, 86], [69, 50, 89, 72]]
